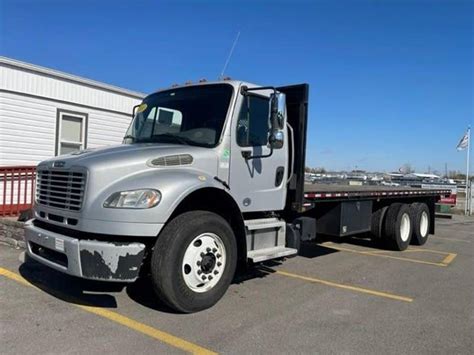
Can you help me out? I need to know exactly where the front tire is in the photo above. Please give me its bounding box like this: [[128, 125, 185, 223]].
[[384, 203, 412, 251], [151, 211, 237, 313]]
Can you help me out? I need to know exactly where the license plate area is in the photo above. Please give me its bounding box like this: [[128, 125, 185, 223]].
[[30, 242, 68, 268]]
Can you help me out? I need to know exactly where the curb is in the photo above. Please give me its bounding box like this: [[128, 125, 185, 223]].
[[0, 237, 26, 249], [0, 218, 26, 249]]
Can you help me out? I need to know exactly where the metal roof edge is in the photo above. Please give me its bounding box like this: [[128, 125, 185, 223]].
[[0, 56, 146, 99]]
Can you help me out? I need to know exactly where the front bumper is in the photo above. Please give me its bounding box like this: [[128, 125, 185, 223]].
[[24, 221, 146, 282]]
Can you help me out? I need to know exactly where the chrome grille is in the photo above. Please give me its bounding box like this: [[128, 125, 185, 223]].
[[36, 169, 86, 211]]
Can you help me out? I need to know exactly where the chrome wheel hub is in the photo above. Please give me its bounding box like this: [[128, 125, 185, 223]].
[[182, 233, 226, 293], [400, 213, 411, 242], [420, 211, 429, 237]]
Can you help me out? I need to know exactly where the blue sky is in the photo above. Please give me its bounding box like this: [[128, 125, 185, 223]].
[[1, 0, 472, 173]]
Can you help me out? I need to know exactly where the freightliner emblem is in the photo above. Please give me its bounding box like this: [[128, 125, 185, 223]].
[[53, 161, 66, 168]]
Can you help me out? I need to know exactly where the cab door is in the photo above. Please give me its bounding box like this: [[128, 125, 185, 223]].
[[228, 88, 288, 212]]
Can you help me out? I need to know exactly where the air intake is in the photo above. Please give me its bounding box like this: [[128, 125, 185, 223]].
[[150, 154, 193, 167]]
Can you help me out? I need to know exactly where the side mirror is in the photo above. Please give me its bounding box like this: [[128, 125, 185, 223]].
[[270, 92, 286, 130], [239, 87, 285, 159], [269, 130, 284, 149], [269, 92, 286, 149], [132, 104, 140, 118], [124, 104, 144, 144]]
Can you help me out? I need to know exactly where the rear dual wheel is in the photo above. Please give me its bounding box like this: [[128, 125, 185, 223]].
[[409, 203, 430, 245], [384, 203, 412, 251], [370, 206, 388, 240], [382, 202, 430, 250]]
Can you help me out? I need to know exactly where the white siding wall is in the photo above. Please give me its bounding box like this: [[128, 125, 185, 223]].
[[0, 61, 144, 167], [0, 91, 140, 166], [0, 63, 142, 114], [0, 58, 145, 209], [88, 110, 135, 148], [1, 92, 56, 165]]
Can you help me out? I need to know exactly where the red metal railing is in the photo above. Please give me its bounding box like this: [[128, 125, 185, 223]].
[[0, 166, 37, 217]]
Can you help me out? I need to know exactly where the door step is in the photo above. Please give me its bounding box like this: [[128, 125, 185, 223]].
[[247, 246, 297, 263], [245, 217, 285, 231]]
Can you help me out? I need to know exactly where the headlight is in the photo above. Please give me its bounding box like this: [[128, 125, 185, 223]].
[[103, 189, 161, 209]]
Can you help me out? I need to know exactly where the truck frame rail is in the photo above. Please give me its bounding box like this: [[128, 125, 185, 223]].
[[304, 184, 451, 201]]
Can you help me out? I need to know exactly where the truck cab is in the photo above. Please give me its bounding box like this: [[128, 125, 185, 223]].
[[25, 80, 308, 312]]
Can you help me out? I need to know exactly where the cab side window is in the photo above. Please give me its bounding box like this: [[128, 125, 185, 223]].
[[237, 95, 270, 147]]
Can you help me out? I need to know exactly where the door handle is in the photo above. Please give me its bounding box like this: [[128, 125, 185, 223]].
[[275, 166, 285, 186]]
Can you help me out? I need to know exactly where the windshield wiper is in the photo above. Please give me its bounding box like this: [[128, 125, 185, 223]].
[[150, 134, 195, 146]]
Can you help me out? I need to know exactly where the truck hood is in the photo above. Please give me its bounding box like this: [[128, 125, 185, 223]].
[[38, 143, 220, 201], [35, 143, 222, 223], [41, 143, 218, 173]]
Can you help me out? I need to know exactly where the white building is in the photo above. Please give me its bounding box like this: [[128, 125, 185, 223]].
[[0, 56, 145, 166], [0, 56, 145, 215]]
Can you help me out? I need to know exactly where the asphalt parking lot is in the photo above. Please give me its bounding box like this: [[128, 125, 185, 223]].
[[1, 216, 473, 354]]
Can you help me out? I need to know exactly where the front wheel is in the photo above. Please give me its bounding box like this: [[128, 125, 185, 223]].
[[151, 211, 237, 313]]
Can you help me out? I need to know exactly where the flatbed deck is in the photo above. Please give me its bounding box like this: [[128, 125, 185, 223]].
[[304, 183, 451, 201]]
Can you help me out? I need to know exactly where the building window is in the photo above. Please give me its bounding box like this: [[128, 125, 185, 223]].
[[237, 95, 270, 147], [56, 110, 88, 156]]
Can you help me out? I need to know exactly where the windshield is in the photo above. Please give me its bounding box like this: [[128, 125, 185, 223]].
[[125, 84, 233, 147]]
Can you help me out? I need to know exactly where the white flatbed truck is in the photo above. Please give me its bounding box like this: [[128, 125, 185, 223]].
[[24, 81, 451, 312]]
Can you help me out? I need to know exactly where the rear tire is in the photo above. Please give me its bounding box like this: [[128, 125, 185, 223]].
[[370, 206, 388, 240], [151, 211, 237, 313], [384, 203, 412, 251], [410, 203, 430, 245]]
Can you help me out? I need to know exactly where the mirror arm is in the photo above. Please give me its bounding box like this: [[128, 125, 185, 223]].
[[242, 146, 274, 161], [241, 85, 278, 96]]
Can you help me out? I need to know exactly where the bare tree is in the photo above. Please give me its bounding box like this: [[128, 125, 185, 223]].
[[399, 163, 415, 174]]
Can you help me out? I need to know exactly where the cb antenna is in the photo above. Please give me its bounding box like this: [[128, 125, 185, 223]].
[[220, 31, 241, 80]]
